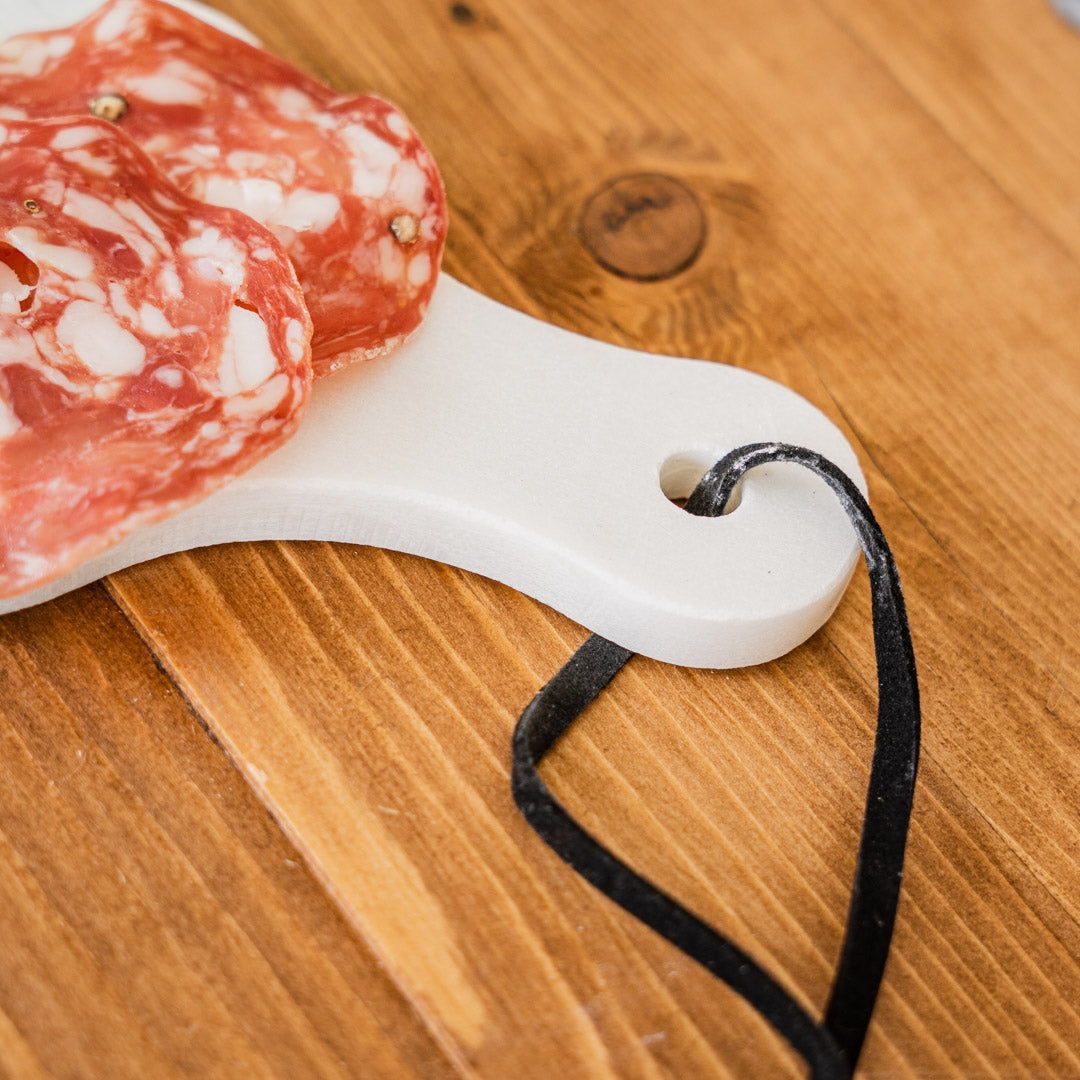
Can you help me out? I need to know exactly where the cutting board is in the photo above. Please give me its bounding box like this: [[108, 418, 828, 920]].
[[0, 0, 1079, 1077]]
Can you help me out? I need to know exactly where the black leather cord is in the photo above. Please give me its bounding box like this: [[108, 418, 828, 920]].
[[512, 443, 920, 1079]]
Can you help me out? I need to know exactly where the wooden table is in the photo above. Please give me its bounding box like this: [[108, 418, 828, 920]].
[[3, 0, 1079, 1076]]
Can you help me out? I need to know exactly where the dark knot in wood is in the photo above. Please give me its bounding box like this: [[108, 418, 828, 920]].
[[449, 2, 477, 24], [579, 173, 706, 281]]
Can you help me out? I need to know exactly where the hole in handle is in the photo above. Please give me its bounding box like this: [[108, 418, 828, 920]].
[[659, 452, 742, 512]]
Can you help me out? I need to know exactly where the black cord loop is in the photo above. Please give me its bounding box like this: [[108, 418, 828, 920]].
[[512, 443, 920, 1079]]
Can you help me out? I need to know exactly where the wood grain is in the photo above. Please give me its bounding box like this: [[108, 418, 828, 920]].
[[0, 587, 458, 1079], [2, 0, 1079, 1075]]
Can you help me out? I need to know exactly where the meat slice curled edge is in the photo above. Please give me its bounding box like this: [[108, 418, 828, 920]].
[[0, 116, 312, 599], [0, 0, 449, 378]]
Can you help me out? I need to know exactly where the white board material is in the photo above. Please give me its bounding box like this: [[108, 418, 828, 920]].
[[0, 2, 866, 668]]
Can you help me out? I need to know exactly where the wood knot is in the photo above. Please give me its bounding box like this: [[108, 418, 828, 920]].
[[579, 173, 706, 281], [449, 2, 477, 24]]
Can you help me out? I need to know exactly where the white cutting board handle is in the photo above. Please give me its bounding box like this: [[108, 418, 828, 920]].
[[3, 277, 864, 668], [0, 2, 865, 668]]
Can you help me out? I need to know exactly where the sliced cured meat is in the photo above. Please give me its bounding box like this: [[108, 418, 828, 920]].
[[0, 0, 448, 378], [0, 116, 312, 598]]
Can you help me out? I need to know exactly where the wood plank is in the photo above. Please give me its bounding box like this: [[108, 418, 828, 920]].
[[106, 0, 1080, 1074], [107, 500, 1080, 1077], [814, 0, 1080, 258], [800, 0, 1080, 704], [3, 0, 1080, 1074], [113, 546, 763, 1079], [0, 587, 459, 1079]]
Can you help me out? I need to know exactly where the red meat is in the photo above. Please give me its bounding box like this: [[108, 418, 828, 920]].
[[0, 116, 312, 597], [0, 0, 448, 377]]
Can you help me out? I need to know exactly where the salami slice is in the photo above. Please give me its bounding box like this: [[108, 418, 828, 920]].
[[0, 0, 448, 378], [0, 116, 312, 598]]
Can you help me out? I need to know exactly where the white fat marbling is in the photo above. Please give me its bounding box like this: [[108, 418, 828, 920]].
[[123, 72, 206, 105], [407, 254, 432, 287], [202, 175, 339, 233], [47, 33, 74, 56], [29, 178, 67, 209], [108, 281, 140, 326], [62, 189, 155, 264], [274, 189, 340, 231], [94, 0, 139, 42], [154, 365, 184, 388], [7, 227, 93, 278], [218, 151, 296, 187], [273, 86, 316, 118], [0, 393, 20, 438], [62, 189, 131, 236], [115, 198, 169, 247], [377, 234, 404, 283], [385, 111, 410, 140], [61, 148, 116, 178], [0, 38, 48, 76], [225, 150, 271, 173], [138, 302, 173, 335], [142, 133, 178, 158], [62, 279, 107, 304], [181, 227, 246, 287], [0, 321, 41, 367], [157, 264, 182, 299], [222, 370, 289, 418], [56, 299, 146, 376], [50, 125, 102, 151], [217, 304, 275, 394], [0, 260, 31, 315], [340, 124, 398, 199], [390, 160, 428, 215], [284, 317, 306, 362], [203, 175, 283, 222]]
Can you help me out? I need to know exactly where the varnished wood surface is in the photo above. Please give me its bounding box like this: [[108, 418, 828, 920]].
[[2, 0, 1079, 1075]]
